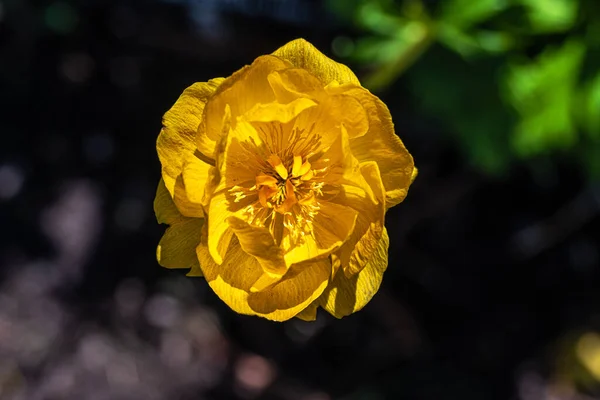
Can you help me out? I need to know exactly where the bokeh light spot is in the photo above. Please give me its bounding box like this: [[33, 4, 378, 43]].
[[60, 53, 94, 84], [234, 354, 276, 395], [144, 295, 181, 329]]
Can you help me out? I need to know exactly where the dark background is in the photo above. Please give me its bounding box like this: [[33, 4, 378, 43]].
[[1, 0, 600, 399]]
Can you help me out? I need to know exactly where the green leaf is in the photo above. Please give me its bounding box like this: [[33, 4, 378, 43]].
[[503, 40, 585, 156], [356, 0, 405, 35], [437, 23, 483, 57], [518, 0, 578, 33], [438, 0, 508, 29]]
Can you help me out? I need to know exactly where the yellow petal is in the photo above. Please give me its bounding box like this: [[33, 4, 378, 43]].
[[292, 94, 368, 150], [337, 161, 386, 277], [227, 216, 287, 276], [198, 239, 331, 321], [207, 121, 265, 265], [246, 258, 331, 321], [272, 38, 360, 86], [283, 234, 338, 266], [267, 68, 324, 103], [331, 253, 341, 278], [186, 262, 204, 277], [156, 218, 204, 269], [319, 228, 389, 318], [173, 174, 205, 219], [154, 178, 183, 225], [221, 120, 265, 188], [250, 272, 283, 293], [267, 67, 367, 140], [312, 125, 374, 201], [313, 131, 384, 277], [157, 79, 224, 195], [213, 104, 232, 172], [207, 188, 235, 265], [411, 166, 419, 184], [295, 302, 318, 321], [167, 152, 213, 219], [281, 201, 357, 267], [242, 97, 317, 124], [181, 153, 212, 206], [334, 85, 416, 208], [199, 55, 291, 160], [198, 239, 262, 307], [311, 201, 358, 252]]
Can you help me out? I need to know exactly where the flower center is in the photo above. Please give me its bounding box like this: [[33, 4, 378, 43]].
[[228, 126, 328, 247], [256, 153, 315, 214]]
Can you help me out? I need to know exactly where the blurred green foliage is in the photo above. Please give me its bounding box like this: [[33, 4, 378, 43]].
[[327, 0, 600, 178]]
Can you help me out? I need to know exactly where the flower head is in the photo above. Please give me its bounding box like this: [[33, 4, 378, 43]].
[[155, 39, 416, 321]]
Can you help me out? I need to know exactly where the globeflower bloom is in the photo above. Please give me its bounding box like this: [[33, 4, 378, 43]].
[[154, 39, 416, 321]]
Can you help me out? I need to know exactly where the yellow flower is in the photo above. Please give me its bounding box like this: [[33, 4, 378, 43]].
[[154, 39, 416, 321]]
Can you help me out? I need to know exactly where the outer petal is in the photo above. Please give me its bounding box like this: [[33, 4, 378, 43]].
[[198, 238, 331, 321], [207, 188, 236, 265], [333, 85, 416, 208], [181, 153, 213, 207], [173, 175, 204, 218], [156, 218, 203, 271], [246, 258, 331, 321], [295, 302, 318, 321], [154, 179, 183, 225], [198, 55, 291, 160], [336, 161, 386, 277], [318, 228, 389, 318], [157, 79, 224, 195], [272, 39, 360, 86], [186, 262, 204, 277], [169, 151, 213, 219]]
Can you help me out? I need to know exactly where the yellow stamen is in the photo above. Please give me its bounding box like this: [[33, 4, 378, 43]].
[[278, 179, 297, 213], [267, 154, 288, 180], [256, 174, 278, 187], [292, 155, 303, 177], [298, 160, 311, 176], [301, 169, 314, 181]]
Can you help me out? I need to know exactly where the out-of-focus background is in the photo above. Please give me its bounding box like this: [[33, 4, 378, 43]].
[[1, 0, 600, 399]]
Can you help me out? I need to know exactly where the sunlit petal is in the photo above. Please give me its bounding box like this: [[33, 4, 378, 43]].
[[319, 228, 389, 318]]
